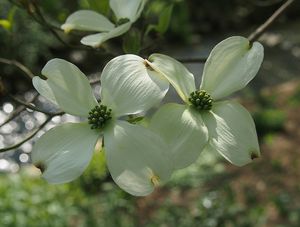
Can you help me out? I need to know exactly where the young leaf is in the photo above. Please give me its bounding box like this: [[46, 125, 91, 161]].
[[88, 0, 110, 14], [0, 20, 11, 30], [156, 4, 174, 34], [122, 28, 141, 54], [0, 6, 16, 31]]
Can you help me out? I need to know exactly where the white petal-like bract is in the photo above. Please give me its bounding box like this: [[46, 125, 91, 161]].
[[200, 36, 264, 100], [202, 101, 260, 166], [150, 103, 209, 169], [31, 122, 100, 184], [80, 22, 131, 48], [100, 54, 169, 117], [104, 120, 172, 196], [61, 10, 115, 33], [35, 58, 98, 117], [148, 54, 196, 103], [32, 76, 58, 105], [110, 0, 146, 22]]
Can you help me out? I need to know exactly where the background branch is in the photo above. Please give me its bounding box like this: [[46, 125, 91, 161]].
[[0, 57, 35, 79], [8, 94, 63, 116], [0, 117, 53, 153], [0, 76, 101, 152], [7, 0, 117, 55], [177, 57, 207, 63], [248, 0, 294, 42], [178, 0, 295, 63], [0, 94, 38, 128]]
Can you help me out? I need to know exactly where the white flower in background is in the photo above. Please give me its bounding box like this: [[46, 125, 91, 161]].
[[145, 36, 264, 169], [31, 55, 171, 196], [61, 0, 146, 48]]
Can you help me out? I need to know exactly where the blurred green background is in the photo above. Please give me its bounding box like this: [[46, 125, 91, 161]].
[[1, 0, 300, 226]]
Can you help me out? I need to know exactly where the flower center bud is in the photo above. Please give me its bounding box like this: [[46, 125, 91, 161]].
[[188, 90, 213, 111], [88, 105, 112, 129]]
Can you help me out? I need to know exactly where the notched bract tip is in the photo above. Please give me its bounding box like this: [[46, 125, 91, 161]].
[[35, 162, 46, 173], [39, 75, 48, 80], [248, 40, 254, 49], [250, 152, 259, 160], [150, 174, 160, 187], [143, 60, 155, 71]]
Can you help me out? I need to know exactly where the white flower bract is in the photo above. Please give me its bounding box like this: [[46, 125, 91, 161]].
[[147, 36, 264, 168], [61, 0, 147, 47], [31, 55, 170, 196], [31, 36, 264, 196]]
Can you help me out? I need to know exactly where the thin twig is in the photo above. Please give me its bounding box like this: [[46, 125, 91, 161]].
[[0, 58, 35, 79], [8, 94, 64, 116], [35, 14, 117, 54], [0, 105, 25, 127], [30, 3, 74, 48], [5, 0, 123, 56], [172, 0, 295, 64], [7, 0, 93, 51], [248, 0, 295, 42], [177, 57, 207, 63], [0, 94, 39, 128], [31, 2, 119, 55], [0, 117, 53, 153], [2, 75, 100, 123]]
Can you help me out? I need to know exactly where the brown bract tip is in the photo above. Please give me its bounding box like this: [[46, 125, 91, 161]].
[[144, 60, 154, 71], [150, 175, 160, 187], [35, 162, 46, 173], [251, 152, 259, 160]]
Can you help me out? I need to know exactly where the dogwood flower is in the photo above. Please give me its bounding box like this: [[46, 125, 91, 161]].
[[31, 55, 172, 196], [145, 36, 264, 169], [61, 0, 146, 47]]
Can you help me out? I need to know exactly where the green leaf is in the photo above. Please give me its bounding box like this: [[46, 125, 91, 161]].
[[0, 19, 11, 30], [80, 0, 110, 14], [0, 6, 16, 31], [8, 6, 17, 23], [144, 4, 174, 36], [90, 0, 110, 14], [156, 4, 174, 34], [122, 28, 141, 54], [145, 24, 157, 36]]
